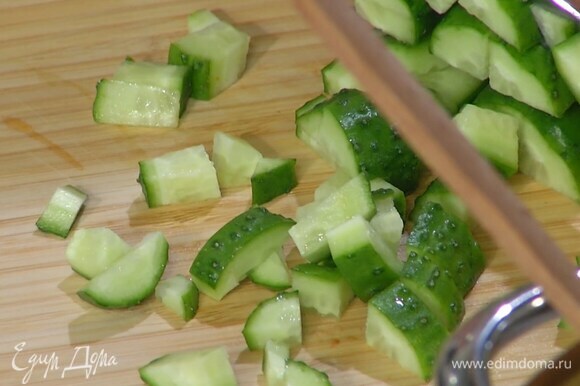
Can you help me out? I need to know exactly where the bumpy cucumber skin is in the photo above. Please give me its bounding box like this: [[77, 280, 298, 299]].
[[251, 159, 298, 205], [190, 207, 295, 298], [407, 202, 484, 296], [368, 281, 449, 380], [410, 179, 468, 223]]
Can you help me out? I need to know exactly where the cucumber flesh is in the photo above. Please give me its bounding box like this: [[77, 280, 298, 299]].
[[138, 145, 221, 208], [426, 0, 456, 14], [369, 178, 406, 217], [284, 360, 332, 386], [212, 131, 263, 189], [314, 171, 351, 202], [321, 60, 360, 95], [369, 209, 404, 253], [78, 232, 168, 309], [190, 207, 295, 300], [262, 341, 289, 386], [291, 263, 354, 318], [36, 185, 87, 238], [155, 274, 199, 321], [242, 291, 302, 351], [251, 158, 298, 205], [296, 94, 326, 119], [531, 4, 577, 47], [187, 9, 221, 33], [248, 249, 291, 291], [553, 33, 580, 103], [66, 227, 131, 279], [139, 346, 237, 386]]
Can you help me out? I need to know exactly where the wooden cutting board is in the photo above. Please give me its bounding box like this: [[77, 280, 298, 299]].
[[1, 1, 578, 385]]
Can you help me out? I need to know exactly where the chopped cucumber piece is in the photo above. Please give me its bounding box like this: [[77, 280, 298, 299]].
[[327, 216, 401, 301], [251, 158, 298, 205], [242, 291, 302, 351], [553, 33, 580, 103], [321, 60, 359, 95], [139, 346, 237, 386], [366, 281, 449, 380], [248, 249, 291, 291], [474, 87, 580, 202], [314, 171, 351, 202], [78, 232, 168, 308], [212, 131, 263, 188], [369, 208, 404, 252], [531, 4, 577, 47], [410, 179, 468, 223], [190, 207, 295, 300], [407, 202, 485, 296], [36, 185, 87, 238], [296, 95, 326, 119], [453, 104, 519, 177], [370, 178, 406, 218], [187, 9, 221, 33], [262, 341, 289, 386], [289, 174, 376, 262], [168, 14, 250, 100], [430, 5, 498, 80], [458, 0, 541, 51], [426, 0, 456, 14], [66, 227, 131, 279], [401, 253, 465, 330], [138, 145, 221, 208], [291, 263, 354, 318], [155, 274, 199, 321], [296, 89, 422, 193], [488, 41, 574, 117], [285, 360, 332, 386], [354, 0, 438, 44]]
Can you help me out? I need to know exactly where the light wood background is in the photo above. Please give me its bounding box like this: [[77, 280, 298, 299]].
[[0, 1, 578, 385]]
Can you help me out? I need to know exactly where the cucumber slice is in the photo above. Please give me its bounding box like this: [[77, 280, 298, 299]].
[[458, 0, 541, 51], [430, 5, 498, 80], [366, 281, 449, 380], [370, 178, 406, 218], [327, 216, 401, 301], [262, 341, 289, 386], [66, 227, 131, 279], [284, 360, 332, 386], [139, 346, 237, 386], [138, 145, 221, 208], [212, 131, 263, 188], [453, 104, 519, 177], [553, 33, 580, 103], [426, 0, 456, 14], [248, 249, 291, 291], [474, 87, 580, 202], [488, 41, 574, 117], [155, 274, 199, 321], [369, 208, 404, 253], [531, 4, 577, 47], [187, 9, 221, 33], [242, 291, 302, 351], [190, 207, 295, 300], [290, 263, 354, 318], [321, 60, 360, 95], [354, 0, 438, 44], [407, 202, 485, 296], [410, 179, 468, 223], [78, 232, 168, 308], [36, 185, 87, 238], [401, 254, 465, 330], [289, 174, 376, 263], [296, 89, 423, 193], [168, 16, 250, 100], [251, 158, 298, 205]]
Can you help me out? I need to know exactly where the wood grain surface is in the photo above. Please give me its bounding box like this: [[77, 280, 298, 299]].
[[0, 1, 578, 385]]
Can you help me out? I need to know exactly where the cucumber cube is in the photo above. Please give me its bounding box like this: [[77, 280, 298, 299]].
[[36, 185, 87, 238], [251, 158, 298, 205], [248, 249, 291, 291], [553, 33, 580, 104], [155, 274, 199, 321], [212, 131, 263, 188]]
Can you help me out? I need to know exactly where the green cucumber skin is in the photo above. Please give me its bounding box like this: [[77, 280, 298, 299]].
[[407, 202, 485, 296], [189, 207, 295, 294], [168, 44, 212, 100], [370, 181, 406, 218], [410, 179, 469, 224], [251, 159, 298, 205], [368, 281, 449, 380]]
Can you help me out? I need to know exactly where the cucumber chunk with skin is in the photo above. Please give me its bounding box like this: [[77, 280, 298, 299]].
[[327, 216, 401, 302], [453, 104, 519, 177], [139, 346, 237, 386], [78, 232, 168, 309], [212, 131, 263, 188], [531, 4, 577, 48], [370, 178, 406, 218], [285, 360, 332, 386], [155, 274, 199, 321], [296, 94, 326, 118], [291, 263, 354, 318], [296, 89, 423, 193], [321, 60, 359, 95], [187, 9, 221, 33], [458, 0, 541, 51], [366, 281, 449, 380], [553, 33, 580, 103], [66, 227, 131, 279], [354, 0, 438, 44], [138, 145, 221, 208], [410, 179, 468, 223], [36, 185, 87, 238], [369, 207, 404, 252], [242, 291, 302, 351], [426, 0, 456, 14], [289, 174, 376, 263], [248, 249, 291, 291], [251, 158, 298, 205], [262, 341, 290, 386], [488, 41, 574, 117], [168, 13, 250, 100], [190, 207, 295, 300]]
